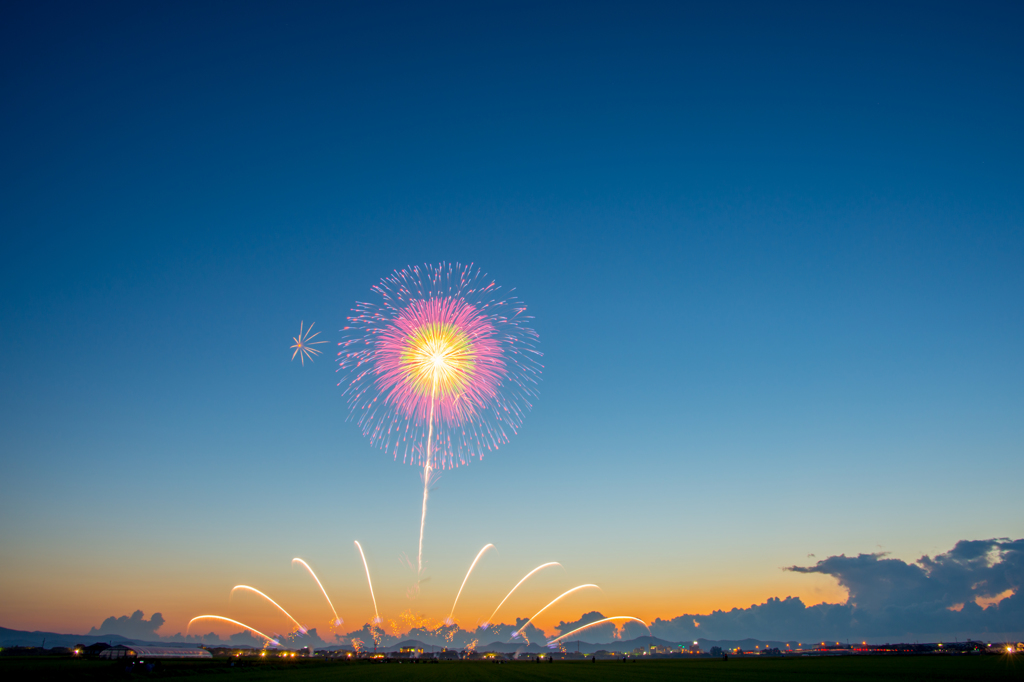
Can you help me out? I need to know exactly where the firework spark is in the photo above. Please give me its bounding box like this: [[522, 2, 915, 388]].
[[447, 544, 494, 624], [187, 615, 280, 646], [230, 585, 306, 634], [512, 584, 600, 639], [290, 321, 327, 365], [337, 263, 541, 572], [354, 541, 380, 623], [547, 617, 650, 645], [483, 562, 561, 627], [291, 558, 342, 627]]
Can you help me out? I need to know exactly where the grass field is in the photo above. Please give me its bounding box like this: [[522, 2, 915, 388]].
[[2, 656, 1021, 682]]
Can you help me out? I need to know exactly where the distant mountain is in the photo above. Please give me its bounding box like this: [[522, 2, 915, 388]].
[[0, 626, 139, 649], [0, 627, 212, 650]]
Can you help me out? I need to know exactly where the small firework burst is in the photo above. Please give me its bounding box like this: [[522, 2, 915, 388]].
[[290, 321, 327, 365], [187, 548, 648, 653]]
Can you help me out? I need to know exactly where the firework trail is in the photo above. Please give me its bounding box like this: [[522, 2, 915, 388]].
[[230, 585, 306, 634], [290, 321, 327, 365], [291, 558, 342, 627], [512, 585, 600, 639], [547, 617, 650, 645], [354, 541, 380, 623], [337, 263, 541, 572], [419, 378, 437, 576], [447, 544, 494, 624], [483, 562, 561, 627], [187, 615, 280, 646]]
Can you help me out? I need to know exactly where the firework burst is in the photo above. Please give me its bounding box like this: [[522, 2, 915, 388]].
[[337, 263, 541, 571], [337, 263, 541, 469], [291, 321, 327, 365]]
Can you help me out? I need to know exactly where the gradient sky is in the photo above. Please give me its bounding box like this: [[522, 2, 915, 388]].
[[1, 1, 1022, 640]]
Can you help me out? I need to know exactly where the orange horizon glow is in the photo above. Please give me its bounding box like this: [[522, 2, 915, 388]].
[[484, 561, 562, 626], [0, 555, 851, 639], [0, 583, 853, 639], [230, 585, 306, 634], [292, 558, 342, 626]]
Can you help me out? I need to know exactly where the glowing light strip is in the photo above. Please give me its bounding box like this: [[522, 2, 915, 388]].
[[354, 540, 380, 622], [292, 558, 342, 626], [484, 562, 561, 626], [230, 585, 305, 633], [186, 615, 279, 646], [418, 379, 438, 574], [447, 544, 495, 622], [514, 584, 600, 637], [547, 616, 650, 645]]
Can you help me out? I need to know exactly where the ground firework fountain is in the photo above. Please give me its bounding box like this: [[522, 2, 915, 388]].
[[187, 544, 649, 650]]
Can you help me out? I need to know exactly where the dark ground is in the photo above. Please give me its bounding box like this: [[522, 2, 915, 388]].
[[2, 656, 1022, 682]]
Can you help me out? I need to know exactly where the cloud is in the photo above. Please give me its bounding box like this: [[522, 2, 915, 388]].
[[229, 629, 267, 647], [88, 610, 165, 640], [649, 538, 1023, 642], [504, 617, 551, 645], [555, 611, 617, 641], [650, 596, 838, 642], [553, 611, 646, 641], [789, 538, 1023, 612]]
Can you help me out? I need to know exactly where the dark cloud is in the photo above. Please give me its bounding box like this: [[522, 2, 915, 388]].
[[276, 627, 330, 649], [554, 611, 618, 641], [650, 596, 839, 642], [340, 622, 399, 649], [650, 538, 1023, 642], [229, 629, 266, 647], [88, 610, 165, 640], [503, 617, 549, 646], [789, 538, 1023, 613]]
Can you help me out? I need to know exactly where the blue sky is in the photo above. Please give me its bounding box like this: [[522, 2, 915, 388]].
[[0, 1, 1021, 640]]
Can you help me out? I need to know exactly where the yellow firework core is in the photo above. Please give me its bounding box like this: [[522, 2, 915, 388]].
[[401, 322, 475, 397]]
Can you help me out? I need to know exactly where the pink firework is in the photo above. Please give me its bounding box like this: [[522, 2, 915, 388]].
[[376, 296, 504, 426], [338, 263, 541, 573], [337, 262, 541, 471]]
